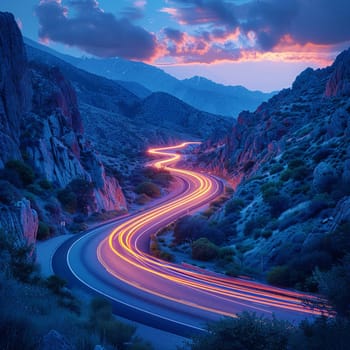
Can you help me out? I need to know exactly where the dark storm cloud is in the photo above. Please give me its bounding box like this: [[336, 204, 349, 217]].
[[170, 0, 350, 50], [35, 0, 157, 60]]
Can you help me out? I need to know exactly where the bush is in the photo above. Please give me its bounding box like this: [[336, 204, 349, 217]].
[[192, 238, 219, 261], [5, 160, 35, 186], [135, 182, 161, 198], [173, 216, 224, 245], [266, 265, 292, 287], [57, 188, 77, 213], [225, 198, 245, 215], [89, 297, 136, 349], [38, 179, 53, 190], [0, 180, 21, 205], [288, 159, 304, 169], [189, 312, 291, 350], [270, 163, 284, 175], [268, 193, 291, 217], [57, 178, 94, 214], [37, 221, 51, 240], [46, 275, 67, 294], [244, 216, 269, 236], [261, 182, 280, 202]]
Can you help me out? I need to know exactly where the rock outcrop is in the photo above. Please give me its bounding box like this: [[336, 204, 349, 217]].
[[193, 47, 350, 276], [39, 330, 75, 350], [0, 198, 38, 251], [0, 12, 31, 167], [0, 11, 126, 249]]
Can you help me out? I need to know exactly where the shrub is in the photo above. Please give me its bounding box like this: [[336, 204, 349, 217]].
[[57, 188, 77, 213], [68, 178, 94, 214], [270, 163, 284, 175], [225, 198, 245, 215], [5, 160, 35, 186], [89, 297, 136, 349], [57, 178, 94, 214], [37, 221, 51, 240], [268, 193, 291, 217], [0, 168, 22, 187], [307, 193, 334, 217], [288, 159, 304, 169], [244, 216, 269, 236], [38, 179, 53, 190], [261, 182, 280, 202], [0, 180, 22, 205], [266, 265, 292, 287], [46, 275, 67, 294], [290, 166, 311, 181], [192, 238, 219, 261], [189, 312, 291, 350], [135, 182, 161, 198]]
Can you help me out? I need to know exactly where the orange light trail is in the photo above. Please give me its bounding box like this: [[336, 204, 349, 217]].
[[97, 142, 329, 320]]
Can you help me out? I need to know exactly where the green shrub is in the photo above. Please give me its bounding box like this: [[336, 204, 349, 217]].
[[266, 265, 292, 287], [38, 179, 53, 190], [261, 182, 280, 202], [189, 312, 291, 350], [244, 216, 269, 236], [135, 182, 161, 198], [290, 165, 310, 181], [37, 221, 51, 240], [57, 178, 94, 214], [192, 238, 219, 261], [270, 163, 284, 175], [57, 188, 77, 213], [46, 275, 67, 294], [288, 159, 304, 169], [5, 160, 35, 186], [89, 297, 136, 349], [225, 198, 245, 215], [0, 180, 21, 205]]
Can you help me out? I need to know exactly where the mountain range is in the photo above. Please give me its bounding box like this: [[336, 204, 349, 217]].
[[25, 42, 232, 175], [24, 38, 274, 118]]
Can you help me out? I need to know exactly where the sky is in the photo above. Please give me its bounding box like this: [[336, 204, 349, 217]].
[[1, 0, 350, 92]]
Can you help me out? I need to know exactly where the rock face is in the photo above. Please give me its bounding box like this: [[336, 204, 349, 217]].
[[0, 11, 126, 248], [0, 12, 31, 167], [194, 47, 350, 275], [325, 48, 350, 97], [39, 330, 75, 350], [0, 199, 38, 251]]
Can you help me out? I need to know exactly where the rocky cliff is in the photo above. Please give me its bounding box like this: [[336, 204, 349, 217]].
[[0, 12, 126, 248], [0, 12, 31, 167], [191, 48, 350, 285]]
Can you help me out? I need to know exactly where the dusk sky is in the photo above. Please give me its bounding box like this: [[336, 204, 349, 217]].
[[1, 0, 349, 91]]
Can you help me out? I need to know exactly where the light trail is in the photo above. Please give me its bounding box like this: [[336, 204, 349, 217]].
[[95, 142, 329, 320]]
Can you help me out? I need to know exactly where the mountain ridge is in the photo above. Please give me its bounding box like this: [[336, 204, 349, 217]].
[[23, 37, 274, 117]]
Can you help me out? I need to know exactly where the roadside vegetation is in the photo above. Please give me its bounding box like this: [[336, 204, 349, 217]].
[[0, 231, 153, 350]]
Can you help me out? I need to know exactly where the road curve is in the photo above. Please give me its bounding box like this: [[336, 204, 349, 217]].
[[54, 142, 327, 337]]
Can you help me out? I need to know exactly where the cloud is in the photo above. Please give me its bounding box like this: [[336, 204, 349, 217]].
[[35, 0, 157, 60], [158, 0, 350, 65]]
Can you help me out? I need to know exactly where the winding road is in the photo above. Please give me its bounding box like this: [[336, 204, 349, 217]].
[[53, 142, 326, 337]]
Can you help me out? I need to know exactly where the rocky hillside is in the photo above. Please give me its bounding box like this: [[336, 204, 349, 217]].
[[25, 44, 231, 175], [0, 12, 126, 248], [190, 48, 350, 289]]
